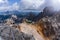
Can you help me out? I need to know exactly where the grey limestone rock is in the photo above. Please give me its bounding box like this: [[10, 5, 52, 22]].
[[0, 25, 35, 40]]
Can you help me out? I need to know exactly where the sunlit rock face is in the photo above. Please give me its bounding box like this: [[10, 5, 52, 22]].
[[0, 25, 35, 40], [19, 23, 45, 40], [37, 13, 60, 40]]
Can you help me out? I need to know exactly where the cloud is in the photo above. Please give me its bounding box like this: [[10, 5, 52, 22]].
[[0, 0, 20, 11], [20, 0, 60, 11], [12, 2, 20, 10], [44, 0, 60, 11], [20, 0, 45, 10], [0, 0, 60, 11], [50, 0, 60, 11], [7, 2, 20, 11], [0, 0, 8, 3], [0, 0, 8, 11], [0, 0, 46, 11]]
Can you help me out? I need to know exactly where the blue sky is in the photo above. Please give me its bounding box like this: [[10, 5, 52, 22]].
[[8, 0, 20, 5], [0, 0, 60, 11]]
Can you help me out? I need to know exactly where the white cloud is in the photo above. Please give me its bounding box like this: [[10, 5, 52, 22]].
[[0, 0, 4, 3], [0, 0, 45, 11], [0, 0, 8, 4], [20, 0, 45, 10], [51, 0, 60, 11], [0, 0, 6, 3], [0, 0, 20, 11], [0, 0, 8, 11], [12, 2, 19, 10], [0, 0, 60, 11], [6, 2, 20, 11]]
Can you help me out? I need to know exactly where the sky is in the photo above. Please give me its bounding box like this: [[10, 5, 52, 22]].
[[0, 0, 60, 11]]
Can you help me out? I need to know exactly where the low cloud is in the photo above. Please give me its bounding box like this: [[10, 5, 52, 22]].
[[20, 0, 60, 11], [51, 0, 60, 11]]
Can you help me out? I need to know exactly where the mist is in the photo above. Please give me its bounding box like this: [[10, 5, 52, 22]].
[[45, 0, 60, 11], [20, 0, 60, 11]]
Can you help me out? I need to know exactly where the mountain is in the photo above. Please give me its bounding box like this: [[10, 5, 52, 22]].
[[34, 7, 55, 21], [0, 10, 40, 23], [0, 7, 60, 40], [35, 8, 60, 40], [0, 24, 35, 40]]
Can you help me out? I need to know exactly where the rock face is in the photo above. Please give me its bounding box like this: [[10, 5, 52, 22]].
[[20, 23, 45, 40], [34, 7, 55, 21], [38, 13, 60, 40], [0, 25, 35, 40], [0, 7, 60, 40]]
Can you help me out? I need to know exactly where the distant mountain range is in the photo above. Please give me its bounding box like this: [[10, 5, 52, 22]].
[[0, 7, 58, 23], [0, 10, 39, 15]]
